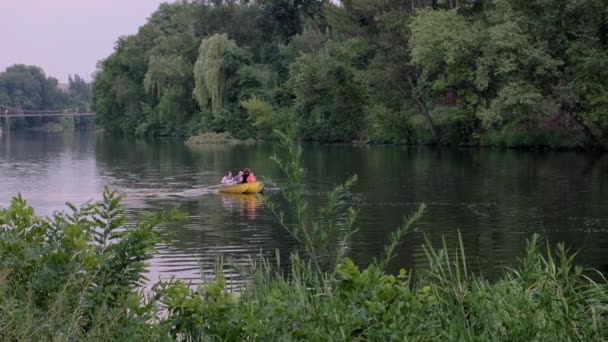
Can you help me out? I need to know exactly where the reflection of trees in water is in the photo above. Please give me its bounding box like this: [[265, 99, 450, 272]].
[[95, 137, 282, 190], [2, 131, 96, 161], [95, 136, 200, 188], [335, 147, 608, 278], [93, 135, 608, 282], [0, 132, 101, 214]]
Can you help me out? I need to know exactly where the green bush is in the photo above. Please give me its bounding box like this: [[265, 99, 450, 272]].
[[186, 110, 213, 136], [0, 189, 183, 340], [366, 105, 415, 144], [186, 108, 255, 140], [2, 136, 606, 341], [241, 96, 295, 139], [162, 233, 608, 341], [483, 124, 582, 149], [185, 131, 255, 145], [164, 132, 608, 340], [406, 107, 477, 146]]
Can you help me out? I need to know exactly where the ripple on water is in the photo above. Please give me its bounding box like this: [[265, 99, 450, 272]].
[[2, 132, 608, 286]]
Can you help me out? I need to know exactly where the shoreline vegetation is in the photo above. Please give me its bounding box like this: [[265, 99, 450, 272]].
[[90, 1, 607, 150], [1, 133, 607, 340], [185, 132, 257, 145], [0, 66, 93, 133], [2, 2, 607, 150]]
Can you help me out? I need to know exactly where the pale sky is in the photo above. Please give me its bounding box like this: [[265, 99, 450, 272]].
[[0, 0, 168, 83]]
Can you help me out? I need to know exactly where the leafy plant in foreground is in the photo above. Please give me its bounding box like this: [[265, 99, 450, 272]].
[[264, 130, 360, 274], [0, 188, 183, 340], [162, 132, 607, 341], [2, 137, 607, 341]]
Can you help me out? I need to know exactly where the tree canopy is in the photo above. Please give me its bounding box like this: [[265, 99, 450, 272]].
[[91, 0, 608, 148], [193, 34, 237, 113], [0, 65, 93, 131]]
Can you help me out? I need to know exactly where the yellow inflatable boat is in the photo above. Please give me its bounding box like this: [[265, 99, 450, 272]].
[[218, 181, 264, 194]]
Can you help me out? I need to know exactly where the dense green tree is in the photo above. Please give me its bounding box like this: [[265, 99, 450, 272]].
[[327, 0, 442, 142], [91, 0, 608, 148], [289, 52, 367, 141], [0, 65, 67, 110], [193, 34, 237, 113], [0, 65, 91, 130], [409, 0, 608, 147], [92, 24, 160, 133], [242, 96, 294, 138], [68, 74, 91, 109]]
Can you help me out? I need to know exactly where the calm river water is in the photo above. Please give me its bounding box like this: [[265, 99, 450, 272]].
[[1, 132, 607, 285]]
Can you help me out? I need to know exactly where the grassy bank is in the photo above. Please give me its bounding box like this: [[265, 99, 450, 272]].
[[1, 135, 606, 341]]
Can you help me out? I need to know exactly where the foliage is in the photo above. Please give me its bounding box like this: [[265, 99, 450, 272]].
[[409, 1, 608, 148], [162, 131, 608, 341], [185, 131, 255, 145], [93, 31, 156, 133], [0, 65, 92, 131], [144, 55, 191, 98], [289, 52, 368, 142], [366, 105, 415, 144], [241, 96, 295, 138], [68, 74, 92, 109], [193, 34, 237, 113], [0, 65, 67, 111], [172, 235, 607, 340], [2, 138, 608, 340], [0, 188, 184, 340], [92, 0, 608, 146], [265, 131, 360, 273]]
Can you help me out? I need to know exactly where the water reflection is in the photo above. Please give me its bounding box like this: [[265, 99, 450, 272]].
[[219, 194, 261, 220], [1, 132, 607, 285]]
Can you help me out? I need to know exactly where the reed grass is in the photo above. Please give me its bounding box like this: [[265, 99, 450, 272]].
[[1, 134, 606, 341]]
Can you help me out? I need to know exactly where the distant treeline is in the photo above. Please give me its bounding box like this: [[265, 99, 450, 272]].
[[0, 65, 93, 131], [92, 0, 608, 149]]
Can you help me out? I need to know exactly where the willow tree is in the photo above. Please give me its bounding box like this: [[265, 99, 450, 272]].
[[144, 55, 191, 97], [192, 34, 236, 113]]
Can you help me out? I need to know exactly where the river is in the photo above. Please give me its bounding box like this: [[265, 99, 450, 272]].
[[1, 131, 607, 285]]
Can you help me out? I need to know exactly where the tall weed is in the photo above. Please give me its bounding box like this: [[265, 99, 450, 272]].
[[1, 136, 606, 341]]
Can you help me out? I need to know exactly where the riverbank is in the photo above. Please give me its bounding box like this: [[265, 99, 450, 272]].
[[0, 126, 102, 134], [1, 190, 606, 341], [91, 2, 608, 153], [3, 130, 607, 284], [1, 136, 607, 340], [181, 115, 606, 151], [185, 132, 257, 145], [183, 132, 607, 152]]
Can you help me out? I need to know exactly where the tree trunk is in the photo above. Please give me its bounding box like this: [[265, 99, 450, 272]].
[[414, 95, 439, 144], [570, 112, 601, 148], [406, 74, 439, 143], [309, 16, 324, 41]]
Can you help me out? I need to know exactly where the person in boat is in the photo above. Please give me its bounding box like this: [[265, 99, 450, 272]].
[[242, 168, 251, 183], [221, 171, 235, 186], [247, 171, 256, 183], [232, 171, 244, 184]]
